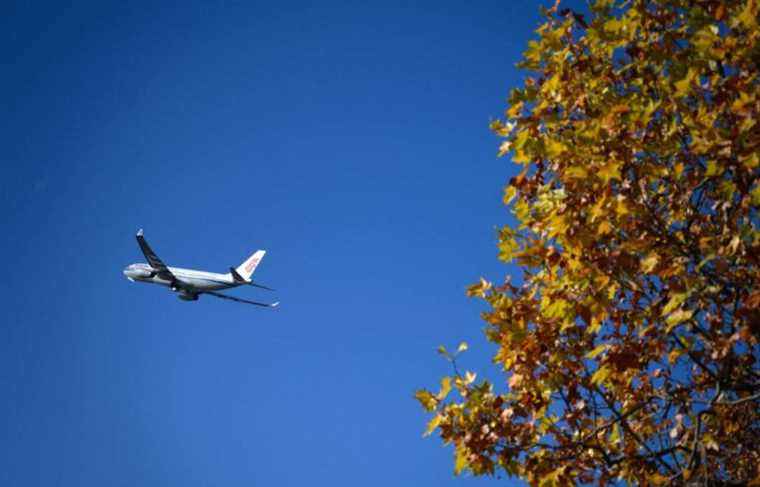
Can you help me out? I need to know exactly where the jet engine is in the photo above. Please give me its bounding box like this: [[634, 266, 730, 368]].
[[178, 293, 199, 301]]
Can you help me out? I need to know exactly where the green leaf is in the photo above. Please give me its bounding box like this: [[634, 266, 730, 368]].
[[609, 422, 621, 444], [751, 184, 760, 206], [705, 160, 720, 177]]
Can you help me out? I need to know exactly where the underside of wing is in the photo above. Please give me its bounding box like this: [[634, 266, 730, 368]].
[[204, 290, 279, 308], [136, 229, 176, 281]]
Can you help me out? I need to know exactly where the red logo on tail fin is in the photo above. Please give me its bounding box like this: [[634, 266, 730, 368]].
[[245, 258, 259, 273]]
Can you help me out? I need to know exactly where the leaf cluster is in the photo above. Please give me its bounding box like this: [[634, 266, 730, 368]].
[[418, 0, 760, 484]]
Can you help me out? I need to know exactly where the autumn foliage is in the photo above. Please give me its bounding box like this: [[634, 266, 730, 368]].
[[417, 0, 760, 484]]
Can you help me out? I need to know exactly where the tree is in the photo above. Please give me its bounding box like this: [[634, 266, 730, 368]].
[[417, 0, 760, 484]]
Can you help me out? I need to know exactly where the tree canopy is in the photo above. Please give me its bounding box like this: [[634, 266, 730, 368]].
[[417, 0, 760, 484]]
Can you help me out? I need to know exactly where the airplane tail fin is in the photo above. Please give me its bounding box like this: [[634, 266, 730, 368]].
[[235, 250, 266, 282]]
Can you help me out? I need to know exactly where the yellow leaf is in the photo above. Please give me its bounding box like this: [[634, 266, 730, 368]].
[[703, 433, 719, 451], [597, 161, 621, 183], [728, 234, 741, 255], [609, 422, 621, 444], [512, 148, 531, 164], [666, 308, 693, 332], [456, 342, 468, 354], [437, 376, 452, 400], [731, 91, 753, 113], [513, 198, 531, 221], [693, 26, 720, 57], [511, 130, 532, 164], [545, 138, 566, 158], [588, 317, 603, 335], [415, 390, 438, 411], [591, 365, 611, 385], [566, 166, 588, 179], [706, 160, 720, 177], [597, 220, 613, 236], [675, 68, 697, 97], [424, 414, 443, 437], [615, 196, 629, 216], [454, 446, 468, 475], [742, 153, 759, 170], [498, 234, 521, 263], [603, 17, 623, 34], [542, 298, 572, 319], [466, 278, 491, 298], [513, 129, 529, 151], [507, 101, 524, 118], [539, 466, 565, 487], [503, 185, 517, 205], [508, 373, 523, 388], [751, 184, 760, 206], [606, 283, 619, 300], [736, 0, 759, 30], [589, 195, 608, 222], [662, 292, 688, 316], [586, 343, 609, 359], [648, 472, 670, 485], [640, 253, 659, 273], [498, 140, 512, 156], [542, 73, 561, 95], [668, 348, 684, 364]]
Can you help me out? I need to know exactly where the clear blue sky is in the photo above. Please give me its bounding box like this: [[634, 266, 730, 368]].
[[1, 1, 574, 485]]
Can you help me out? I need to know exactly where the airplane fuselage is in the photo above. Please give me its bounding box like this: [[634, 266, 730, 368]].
[[124, 262, 238, 295], [124, 230, 276, 307]]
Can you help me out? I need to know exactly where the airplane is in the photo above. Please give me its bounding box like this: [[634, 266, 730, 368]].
[[123, 229, 279, 308]]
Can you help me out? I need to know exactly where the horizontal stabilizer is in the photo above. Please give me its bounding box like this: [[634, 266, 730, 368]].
[[230, 267, 249, 283], [230, 266, 274, 290]]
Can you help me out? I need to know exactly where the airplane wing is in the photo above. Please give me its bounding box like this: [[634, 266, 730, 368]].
[[204, 290, 279, 308], [136, 229, 176, 281]]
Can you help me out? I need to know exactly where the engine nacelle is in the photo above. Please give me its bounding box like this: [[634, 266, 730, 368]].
[[178, 293, 199, 301]]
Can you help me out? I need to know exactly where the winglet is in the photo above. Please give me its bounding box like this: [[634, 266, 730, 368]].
[[137, 228, 144, 237]]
